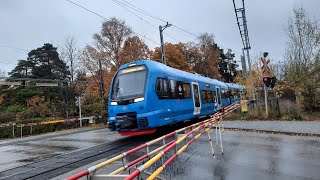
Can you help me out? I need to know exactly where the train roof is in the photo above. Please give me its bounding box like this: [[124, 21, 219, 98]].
[[225, 82, 244, 90], [119, 60, 232, 88]]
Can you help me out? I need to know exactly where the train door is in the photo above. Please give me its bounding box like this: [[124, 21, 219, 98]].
[[191, 82, 201, 115], [216, 86, 221, 109]]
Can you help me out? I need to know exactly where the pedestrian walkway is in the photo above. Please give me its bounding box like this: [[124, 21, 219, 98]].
[[224, 120, 320, 135]]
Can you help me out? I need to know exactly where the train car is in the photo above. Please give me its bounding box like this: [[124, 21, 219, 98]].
[[225, 83, 244, 104], [107, 60, 243, 136]]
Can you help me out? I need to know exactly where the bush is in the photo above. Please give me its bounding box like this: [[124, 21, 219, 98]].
[[279, 99, 303, 120], [0, 112, 16, 123], [6, 105, 26, 113]]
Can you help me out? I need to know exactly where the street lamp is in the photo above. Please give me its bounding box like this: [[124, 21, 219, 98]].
[[159, 22, 172, 65]]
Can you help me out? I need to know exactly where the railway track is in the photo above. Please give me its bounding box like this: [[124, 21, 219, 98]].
[[0, 135, 154, 180]]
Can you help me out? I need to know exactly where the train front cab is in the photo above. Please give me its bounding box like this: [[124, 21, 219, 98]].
[[107, 62, 157, 135]]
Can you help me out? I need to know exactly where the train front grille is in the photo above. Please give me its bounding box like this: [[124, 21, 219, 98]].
[[138, 117, 148, 127], [116, 112, 138, 129]]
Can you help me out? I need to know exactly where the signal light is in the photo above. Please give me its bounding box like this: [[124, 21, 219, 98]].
[[263, 77, 271, 87], [262, 76, 277, 88]]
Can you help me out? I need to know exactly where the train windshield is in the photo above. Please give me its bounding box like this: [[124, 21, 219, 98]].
[[111, 65, 147, 101]]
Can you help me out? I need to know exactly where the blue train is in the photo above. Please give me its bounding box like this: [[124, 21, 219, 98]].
[[108, 60, 244, 136]]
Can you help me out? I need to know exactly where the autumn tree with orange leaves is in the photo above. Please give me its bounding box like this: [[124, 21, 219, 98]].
[[79, 17, 152, 115], [152, 43, 193, 72], [192, 33, 221, 79], [119, 36, 152, 63]]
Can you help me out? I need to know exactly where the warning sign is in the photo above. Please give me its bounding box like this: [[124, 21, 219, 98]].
[[241, 100, 248, 112]]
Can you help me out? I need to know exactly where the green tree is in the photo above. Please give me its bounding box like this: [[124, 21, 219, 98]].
[[8, 60, 34, 78], [219, 49, 238, 82], [29, 43, 70, 80]]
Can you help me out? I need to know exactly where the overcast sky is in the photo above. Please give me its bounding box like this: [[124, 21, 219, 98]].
[[1, 0, 320, 75]]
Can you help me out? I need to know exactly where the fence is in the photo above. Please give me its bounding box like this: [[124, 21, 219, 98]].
[[67, 103, 240, 180], [0, 116, 102, 139]]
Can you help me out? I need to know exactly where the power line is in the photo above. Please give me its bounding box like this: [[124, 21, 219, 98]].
[[119, 0, 167, 23], [118, 0, 199, 39], [118, 0, 257, 57], [66, 0, 251, 60], [112, 0, 179, 42], [0, 45, 30, 52], [65, 0, 160, 45]]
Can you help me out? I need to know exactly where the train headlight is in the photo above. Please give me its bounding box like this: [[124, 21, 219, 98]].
[[134, 97, 144, 102], [111, 102, 118, 105]]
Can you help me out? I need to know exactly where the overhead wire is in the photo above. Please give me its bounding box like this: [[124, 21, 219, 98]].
[[0, 45, 30, 52], [118, 0, 199, 39], [67, 0, 255, 62], [117, 0, 259, 61], [65, 0, 160, 45], [120, 0, 167, 23], [111, 0, 179, 42]]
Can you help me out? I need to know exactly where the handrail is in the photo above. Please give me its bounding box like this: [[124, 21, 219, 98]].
[[66, 103, 240, 180]]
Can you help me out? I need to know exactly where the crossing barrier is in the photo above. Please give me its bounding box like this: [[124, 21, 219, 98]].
[[66, 103, 240, 180], [0, 116, 97, 138]]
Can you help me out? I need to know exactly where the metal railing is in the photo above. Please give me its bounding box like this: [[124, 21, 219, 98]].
[[0, 116, 97, 138], [66, 103, 240, 180]]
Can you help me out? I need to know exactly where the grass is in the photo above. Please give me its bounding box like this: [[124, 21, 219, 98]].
[[224, 99, 307, 121]]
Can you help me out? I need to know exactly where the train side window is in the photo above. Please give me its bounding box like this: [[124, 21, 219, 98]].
[[201, 90, 208, 104], [183, 83, 191, 98], [170, 80, 178, 99], [156, 78, 169, 99], [222, 89, 229, 98], [211, 91, 216, 102], [207, 90, 213, 103], [176, 81, 184, 99]]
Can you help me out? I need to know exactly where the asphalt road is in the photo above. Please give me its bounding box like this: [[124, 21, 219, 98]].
[[0, 122, 319, 180], [0, 127, 123, 172], [161, 130, 320, 180], [54, 126, 320, 180]]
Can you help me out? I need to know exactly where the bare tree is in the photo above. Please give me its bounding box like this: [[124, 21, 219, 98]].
[[61, 35, 80, 84], [0, 69, 5, 78], [284, 7, 320, 109], [193, 33, 221, 79], [90, 17, 133, 70]]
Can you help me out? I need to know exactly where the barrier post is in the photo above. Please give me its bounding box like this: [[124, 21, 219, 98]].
[[206, 126, 215, 158], [215, 125, 218, 147], [174, 132, 178, 153], [12, 123, 16, 138], [222, 120, 224, 134], [219, 117, 224, 154]]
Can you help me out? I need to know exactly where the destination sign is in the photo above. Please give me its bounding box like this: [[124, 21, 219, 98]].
[[120, 66, 145, 74]]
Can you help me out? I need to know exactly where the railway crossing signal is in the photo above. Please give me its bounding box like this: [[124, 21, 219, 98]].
[[261, 52, 272, 117], [261, 57, 271, 75], [263, 77, 271, 87], [263, 76, 276, 88]]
